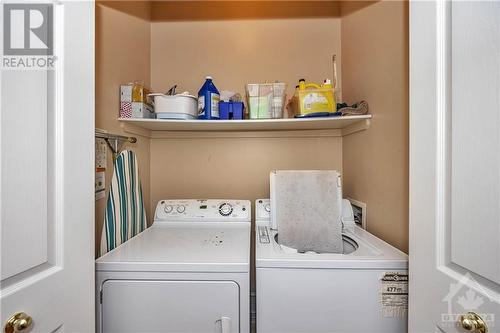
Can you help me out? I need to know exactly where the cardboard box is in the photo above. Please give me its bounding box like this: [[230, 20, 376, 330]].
[[120, 83, 152, 118], [132, 102, 155, 119]]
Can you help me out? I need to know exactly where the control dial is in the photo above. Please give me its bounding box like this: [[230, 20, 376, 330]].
[[264, 204, 271, 212], [219, 203, 233, 216], [164, 205, 173, 213], [177, 205, 186, 213]]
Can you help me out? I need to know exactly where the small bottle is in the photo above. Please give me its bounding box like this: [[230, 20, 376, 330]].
[[198, 76, 220, 120], [132, 81, 145, 102]]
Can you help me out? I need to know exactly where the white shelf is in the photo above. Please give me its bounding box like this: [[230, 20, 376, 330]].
[[118, 115, 371, 133]]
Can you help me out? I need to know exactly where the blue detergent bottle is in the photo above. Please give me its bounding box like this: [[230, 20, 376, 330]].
[[198, 76, 220, 119]]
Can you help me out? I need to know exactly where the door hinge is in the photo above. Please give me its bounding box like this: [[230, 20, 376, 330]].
[[100, 290, 103, 304]]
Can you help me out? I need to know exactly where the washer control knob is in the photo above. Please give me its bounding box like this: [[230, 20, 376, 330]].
[[219, 203, 233, 216], [164, 205, 173, 213], [264, 204, 271, 212], [177, 205, 186, 213]]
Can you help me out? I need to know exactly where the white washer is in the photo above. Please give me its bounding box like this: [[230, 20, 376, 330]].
[[96, 199, 251, 333], [255, 199, 408, 333]]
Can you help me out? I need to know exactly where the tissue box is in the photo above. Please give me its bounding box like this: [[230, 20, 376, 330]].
[[219, 102, 245, 120], [120, 85, 133, 118]]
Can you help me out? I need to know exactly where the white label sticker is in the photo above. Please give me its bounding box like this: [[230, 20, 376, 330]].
[[380, 272, 408, 318], [303, 92, 328, 110], [211, 93, 220, 117]]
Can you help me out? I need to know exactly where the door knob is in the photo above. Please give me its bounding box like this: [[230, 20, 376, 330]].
[[459, 312, 488, 333], [4, 312, 32, 333]]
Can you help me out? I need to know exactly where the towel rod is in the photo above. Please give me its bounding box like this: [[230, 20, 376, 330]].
[[95, 131, 137, 143], [95, 130, 137, 159]]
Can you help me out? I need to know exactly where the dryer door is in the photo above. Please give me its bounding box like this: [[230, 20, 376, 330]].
[[101, 280, 239, 333]]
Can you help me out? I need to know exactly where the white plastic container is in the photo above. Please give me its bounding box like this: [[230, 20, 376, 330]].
[[149, 93, 198, 120]]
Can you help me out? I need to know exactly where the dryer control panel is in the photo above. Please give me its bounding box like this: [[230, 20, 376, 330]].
[[155, 199, 251, 222]]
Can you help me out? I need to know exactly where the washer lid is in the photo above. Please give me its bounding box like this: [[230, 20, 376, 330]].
[[96, 223, 250, 272]]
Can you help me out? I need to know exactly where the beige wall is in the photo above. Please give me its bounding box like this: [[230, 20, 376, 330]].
[[150, 13, 342, 103], [95, 1, 152, 256], [149, 3, 344, 214], [341, 0, 409, 252], [150, 134, 342, 214], [95, 1, 409, 255]]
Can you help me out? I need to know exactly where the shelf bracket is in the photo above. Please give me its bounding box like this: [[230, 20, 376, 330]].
[[95, 130, 137, 159], [341, 119, 371, 136]]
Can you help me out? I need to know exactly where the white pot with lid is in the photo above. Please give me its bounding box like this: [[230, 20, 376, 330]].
[[149, 93, 198, 120]]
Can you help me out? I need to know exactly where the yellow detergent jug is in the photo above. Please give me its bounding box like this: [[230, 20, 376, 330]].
[[294, 79, 336, 116]]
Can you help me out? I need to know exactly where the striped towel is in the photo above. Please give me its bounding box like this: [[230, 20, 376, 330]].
[[100, 150, 147, 256]]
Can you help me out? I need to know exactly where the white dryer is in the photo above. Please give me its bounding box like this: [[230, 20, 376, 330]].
[[96, 199, 251, 333], [255, 199, 408, 333]]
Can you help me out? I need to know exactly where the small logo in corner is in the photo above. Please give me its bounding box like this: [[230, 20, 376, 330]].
[[440, 272, 495, 329], [2, 3, 56, 69]]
